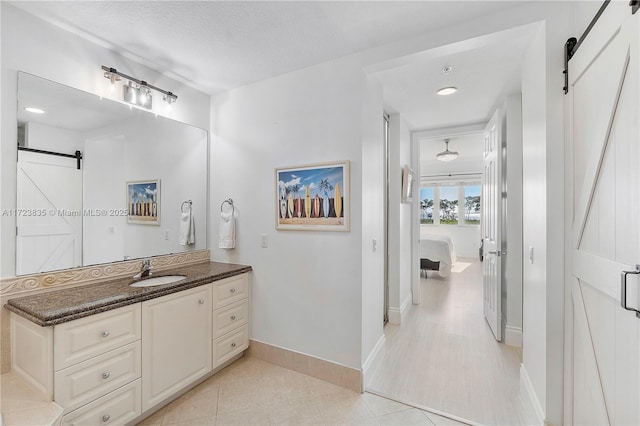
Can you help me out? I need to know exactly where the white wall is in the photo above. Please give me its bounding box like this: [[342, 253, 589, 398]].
[[521, 25, 550, 423], [25, 122, 83, 153], [361, 74, 385, 366], [83, 135, 125, 265], [1, 2, 210, 278], [519, 3, 575, 420], [398, 117, 413, 313], [83, 117, 207, 265], [210, 56, 366, 369], [387, 114, 413, 322], [502, 94, 524, 346]]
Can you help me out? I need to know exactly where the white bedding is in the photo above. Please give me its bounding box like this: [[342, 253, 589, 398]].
[[419, 234, 456, 277]]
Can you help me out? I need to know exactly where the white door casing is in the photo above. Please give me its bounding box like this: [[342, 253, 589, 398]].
[[16, 151, 82, 275], [566, 3, 639, 425], [483, 109, 502, 341]]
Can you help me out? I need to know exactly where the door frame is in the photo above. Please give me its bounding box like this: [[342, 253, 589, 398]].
[[410, 123, 487, 305]]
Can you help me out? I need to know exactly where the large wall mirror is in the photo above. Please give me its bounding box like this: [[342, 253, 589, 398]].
[[15, 71, 208, 276]]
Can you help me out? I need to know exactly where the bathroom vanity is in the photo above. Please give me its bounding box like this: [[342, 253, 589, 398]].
[[6, 261, 251, 425]]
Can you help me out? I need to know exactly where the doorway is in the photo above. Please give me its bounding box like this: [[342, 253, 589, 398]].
[[365, 23, 538, 425]]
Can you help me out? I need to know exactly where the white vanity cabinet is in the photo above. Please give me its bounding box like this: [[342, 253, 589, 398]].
[[141, 284, 212, 411], [11, 303, 143, 425], [212, 273, 250, 367], [9, 271, 251, 425]]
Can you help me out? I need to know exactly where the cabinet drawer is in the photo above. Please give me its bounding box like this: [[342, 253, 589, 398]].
[[55, 341, 141, 412], [213, 324, 248, 368], [213, 299, 249, 339], [54, 304, 141, 370], [61, 379, 141, 426], [213, 273, 249, 309]]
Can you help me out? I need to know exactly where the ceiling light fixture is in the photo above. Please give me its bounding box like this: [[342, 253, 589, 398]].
[[436, 139, 459, 162], [436, 86, 458, 96], [101, 65, 177, 109], [437, 65, 457, 96], [24, 107, 45, 114]]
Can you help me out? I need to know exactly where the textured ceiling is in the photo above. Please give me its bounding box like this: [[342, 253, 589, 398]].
[[12, 1, 527, 95]]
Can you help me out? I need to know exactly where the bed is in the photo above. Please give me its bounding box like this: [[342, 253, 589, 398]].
[[419, 234, 456, 278]]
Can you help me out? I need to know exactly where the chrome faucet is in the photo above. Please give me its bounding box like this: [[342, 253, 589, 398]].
[[133, 259, 152, 279]]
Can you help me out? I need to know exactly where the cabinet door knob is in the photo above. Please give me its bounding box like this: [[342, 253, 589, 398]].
[[199, 299, 205, 304], [102, 415, 110, 422], [101, 330, 110, 337], [231, 342, 236, 348], [230, 288, 236, 294], [230, 315, 236, 321], [102, 372, 110, 379]]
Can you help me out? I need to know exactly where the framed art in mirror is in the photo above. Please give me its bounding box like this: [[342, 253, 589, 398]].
[[127, 180, 160, 225]]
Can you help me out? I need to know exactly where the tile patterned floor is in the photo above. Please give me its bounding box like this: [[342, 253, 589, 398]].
[[137, 356, 468, 426]]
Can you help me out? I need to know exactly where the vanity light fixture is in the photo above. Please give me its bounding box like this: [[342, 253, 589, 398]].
[[101, 65, 178, 109], [24, 107, 45, 114], [436, 139, 459, 162], [103, 67, 121, 85]]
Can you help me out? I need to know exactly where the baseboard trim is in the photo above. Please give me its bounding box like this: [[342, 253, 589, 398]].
[[362, 334, 386, 390], [505, 325, 523, 347], [388, 294, 412, 325], [520, 364, 545, 425], [388, 307, 401, 325], [247, 339, 362, 392]]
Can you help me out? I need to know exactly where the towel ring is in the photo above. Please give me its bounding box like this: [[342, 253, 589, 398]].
[[181, 200, 192, 213], [220, 198, 234, 214]]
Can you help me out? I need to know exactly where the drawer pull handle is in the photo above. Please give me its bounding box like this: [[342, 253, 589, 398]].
[[101, 331, 110, 338], [102, 415, 110, 422], [231, 315, 237, 321], [102, 372, 110, 379], [230, 288, 236, 294], [199, 299, 205, 304], [231, 342, 237, 348]]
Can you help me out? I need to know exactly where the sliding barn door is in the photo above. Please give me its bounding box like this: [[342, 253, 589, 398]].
[[482, 109, 502, 341], [16, 151, 82, 274], [567, 3, 639, 424]]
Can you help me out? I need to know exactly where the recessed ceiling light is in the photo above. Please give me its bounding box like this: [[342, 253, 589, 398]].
[[436, 87, 458, 96], [24, 107, 45, 114]]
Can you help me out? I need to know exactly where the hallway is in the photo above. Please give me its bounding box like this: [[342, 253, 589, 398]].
[[368, 259, 538, 425]]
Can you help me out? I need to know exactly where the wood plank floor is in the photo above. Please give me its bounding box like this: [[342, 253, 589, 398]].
[[367, 259, 538, 425]]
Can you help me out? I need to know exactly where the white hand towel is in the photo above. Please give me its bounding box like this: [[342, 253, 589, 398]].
[[219, 210, 235, 249], [179, 211, 195, 245]]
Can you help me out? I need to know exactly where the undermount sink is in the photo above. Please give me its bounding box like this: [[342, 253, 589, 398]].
[[130, 275, 187, 287]]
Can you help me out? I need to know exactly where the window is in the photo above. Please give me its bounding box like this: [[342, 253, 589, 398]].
[[419, 183, 481, 227], [464, 185, 481, 225], [420, 187, 434, 224], [439, 186, 458, 225]]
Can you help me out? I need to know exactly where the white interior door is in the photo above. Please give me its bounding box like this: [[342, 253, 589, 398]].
[[567, 3, 639, 424], [482, 109, 502, 341], [16, 151, 82, 275]]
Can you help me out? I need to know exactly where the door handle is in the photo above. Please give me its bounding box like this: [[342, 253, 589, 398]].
[[621, 264, 640, 318]]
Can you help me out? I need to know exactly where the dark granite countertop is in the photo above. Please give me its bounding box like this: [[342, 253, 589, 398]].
[[5, 261, 252, 327]]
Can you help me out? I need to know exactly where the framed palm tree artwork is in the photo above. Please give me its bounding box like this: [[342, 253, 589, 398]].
[[275, 161, 349, 231]]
